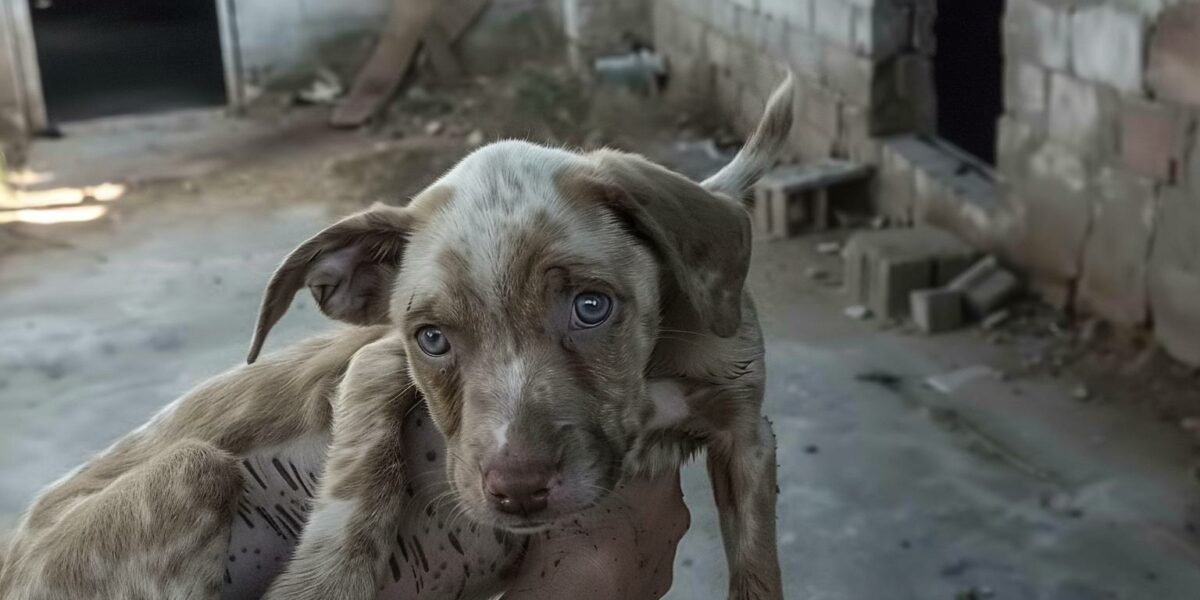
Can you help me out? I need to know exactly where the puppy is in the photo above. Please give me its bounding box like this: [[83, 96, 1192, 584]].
[[0, 73, 794, 600], [252, 74, 795, 599]]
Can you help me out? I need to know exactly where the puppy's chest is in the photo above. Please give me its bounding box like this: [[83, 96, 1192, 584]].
[[623, 380, 709, 476]]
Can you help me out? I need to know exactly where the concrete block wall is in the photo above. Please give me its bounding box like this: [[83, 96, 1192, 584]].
[[236, 0, 562, 93], [0, 2, 27, 143], [996, 0, 1200, 365], [652, 0, 936, 167]]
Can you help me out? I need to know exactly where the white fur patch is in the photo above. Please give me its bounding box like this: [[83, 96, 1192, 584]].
[[493, 422, 510, 450], [646, 379, 692, 430], [303, 498, 356, 542]]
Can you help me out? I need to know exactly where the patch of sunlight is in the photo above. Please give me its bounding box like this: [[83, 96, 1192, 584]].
[[0, 182, 126, 210], [89, 182, 126, 202], [6, 169, 54, 187], [1, 187, 85, 209], [0, 205, 108, 225]]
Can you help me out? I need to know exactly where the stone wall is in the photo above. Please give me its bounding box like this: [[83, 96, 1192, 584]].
[[654, 0, 1200, 367], [997, 0, 1200, 365], [653, 0, 935, 165]]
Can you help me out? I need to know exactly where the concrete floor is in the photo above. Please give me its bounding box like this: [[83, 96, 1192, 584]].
[[3, 115, 1200, 599]]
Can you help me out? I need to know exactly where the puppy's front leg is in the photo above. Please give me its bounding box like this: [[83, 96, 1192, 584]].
[[708, 412, 782, 600], [265, 333, 417, 600]]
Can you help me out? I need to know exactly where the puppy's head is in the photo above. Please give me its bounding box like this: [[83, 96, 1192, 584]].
[[249, 76, 794, 531]]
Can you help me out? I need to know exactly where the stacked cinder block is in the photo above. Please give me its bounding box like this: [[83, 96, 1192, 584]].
[[652, 0, 935, 165], [996, 1, 1200, 366]]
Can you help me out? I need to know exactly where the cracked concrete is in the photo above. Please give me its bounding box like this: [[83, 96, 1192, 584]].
[[3, 119, 1200, 599]]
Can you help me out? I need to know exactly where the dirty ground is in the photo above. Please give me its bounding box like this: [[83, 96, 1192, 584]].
[[3, 83, 1200, 600]]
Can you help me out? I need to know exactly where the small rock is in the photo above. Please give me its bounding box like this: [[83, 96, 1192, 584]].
[[844, 305, 871, 320], [424, 120, 445, 135], [1181, 417, 1200, 436], [804, 444, 819, 454], [466, 129, 485, 147], [980, 309, 1011, 331], [805, 266, 829, 281], [940, 559, 972, 578], [816, 241, 841, 255], [955, 586, 995, 600], [1072, 384, 1090, 402], [855, 370, 902, 388]]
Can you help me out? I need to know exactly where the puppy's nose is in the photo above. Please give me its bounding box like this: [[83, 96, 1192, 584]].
[[483, 461, 556, 516]]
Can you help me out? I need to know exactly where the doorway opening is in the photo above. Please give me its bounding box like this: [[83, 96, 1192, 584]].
[[29, 0, 227, 124], [933, 0, 1005, 165]]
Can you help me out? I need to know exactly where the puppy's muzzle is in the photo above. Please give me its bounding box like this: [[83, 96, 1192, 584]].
[[482, 450, 560, 518]]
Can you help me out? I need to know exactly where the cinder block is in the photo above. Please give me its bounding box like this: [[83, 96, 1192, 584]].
[[1147, 3, 1200, 108], [871, 257, 933, 319], [1071, 5, 1145, 93], [877, 141, 917, 223], [1048, 73, 1102, 151], [813, 0, 854, 48], [1120, 100, 1190, 184], [760, 0, 810, 28], [1149, 188, 1200, 367], [853, 1, 910, 59], [799, 83, 841, 136], [752, 161, 873, 239], [911, 288, 965, 334], [1004, 62, 1047, 122], [1004, 0, 1071, 71], [785, 29, 824, 79], [948, 256, 1022, 317], [843, 226, 979, 319], [820, 44, 873, 103], [1076, 167, 1155, 327]]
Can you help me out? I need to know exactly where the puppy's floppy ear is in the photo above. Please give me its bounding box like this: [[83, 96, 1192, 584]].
[[583, 151, 753, 337], [578, 74, 795, 337], [247, 204, 414, 363]]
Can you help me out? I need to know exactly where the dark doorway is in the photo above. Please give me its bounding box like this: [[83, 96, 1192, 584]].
[[934, 0, 1004, 164], [29, 0, 227, 123]]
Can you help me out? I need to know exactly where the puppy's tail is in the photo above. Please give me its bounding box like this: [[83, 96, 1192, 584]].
[[702, 71, 795, 203]]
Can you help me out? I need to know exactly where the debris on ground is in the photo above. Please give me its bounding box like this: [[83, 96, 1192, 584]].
[[465, 129, 485, 147], [424, 120, 445, 135], [855, 370, 903, 389], [980, 309, 1012, 331], [911, 287, 965, 334], [954, 586, 995, 600], [1072, 384, 1090, 402], [844, 305, 871, 320], [948, 256, 1022, 317], [925, 365, 998, 394], [806, 266, 830, 282], [816, 241, 841, 255], [294, 68, 344, 105]]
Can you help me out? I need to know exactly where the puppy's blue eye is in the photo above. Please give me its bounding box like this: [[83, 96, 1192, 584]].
[[416, 326, 450, 356], [573, 293, 612, 327]]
